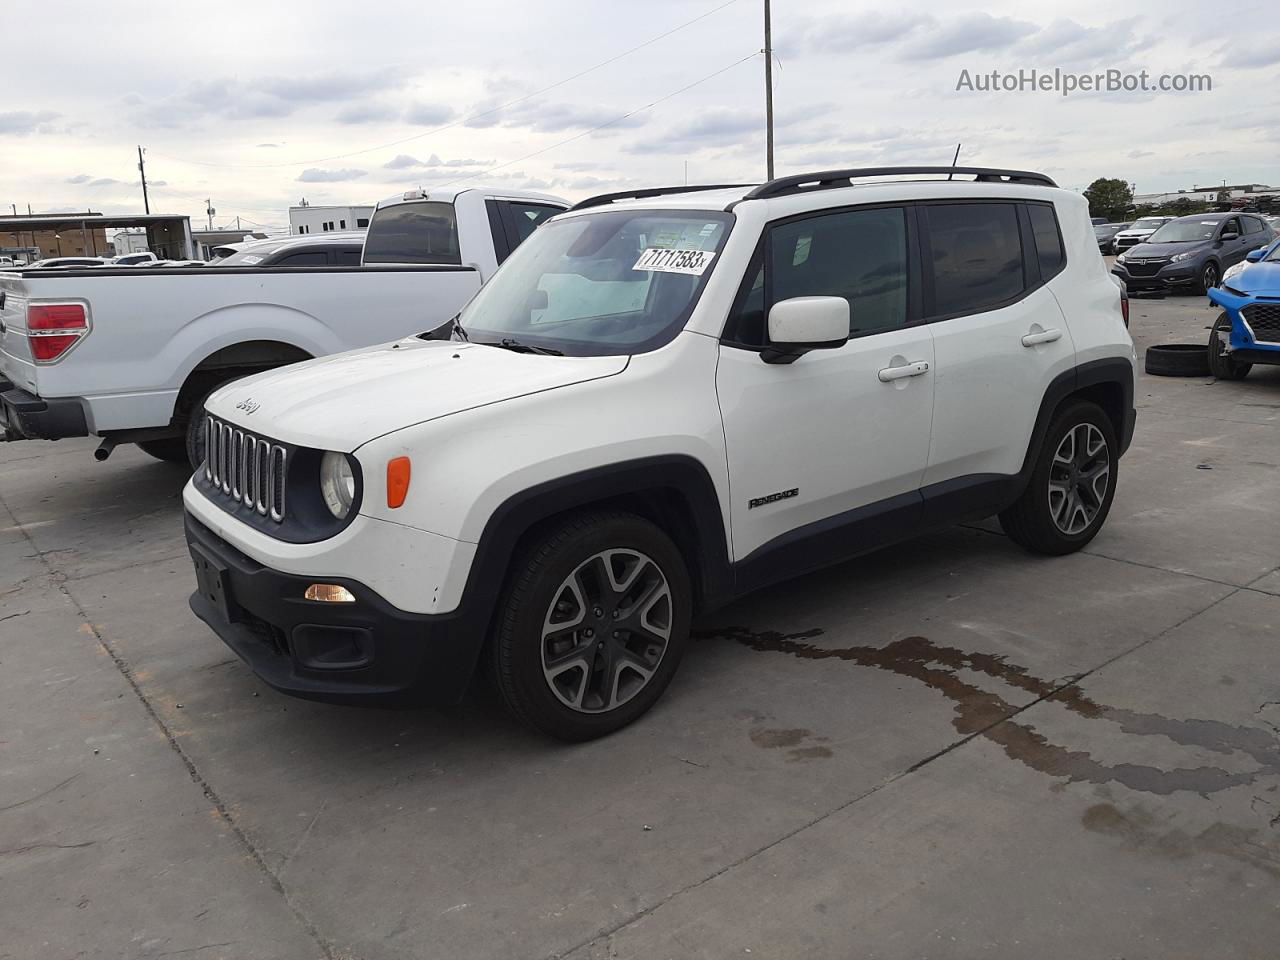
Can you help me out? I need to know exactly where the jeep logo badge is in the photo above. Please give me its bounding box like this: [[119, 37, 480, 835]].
[[235, 398, 260, 415]]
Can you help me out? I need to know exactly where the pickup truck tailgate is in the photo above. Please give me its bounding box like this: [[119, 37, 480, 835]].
[[0, 274, 37, 392]]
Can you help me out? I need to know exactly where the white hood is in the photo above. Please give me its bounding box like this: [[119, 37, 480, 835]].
[[206, 338, 629, 451]]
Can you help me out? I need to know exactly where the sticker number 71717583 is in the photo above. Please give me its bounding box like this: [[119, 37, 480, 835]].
[[632, 247, 717, 275]]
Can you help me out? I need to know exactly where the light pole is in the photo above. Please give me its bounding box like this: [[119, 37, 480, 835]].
[[763, 0, 774, 181]]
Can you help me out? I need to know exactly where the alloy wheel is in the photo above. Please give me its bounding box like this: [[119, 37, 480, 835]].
[[1047, 423, 1110, 536], [1203, 263, 1218, 290], [540, 549, 673, 713]]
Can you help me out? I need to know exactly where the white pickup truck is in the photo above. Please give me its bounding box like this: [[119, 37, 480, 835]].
[[0, 187, 566, 468]]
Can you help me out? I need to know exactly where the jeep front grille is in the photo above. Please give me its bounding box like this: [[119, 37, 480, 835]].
[[204, 415, 287, 521], [1242, 302, 1280, 345]]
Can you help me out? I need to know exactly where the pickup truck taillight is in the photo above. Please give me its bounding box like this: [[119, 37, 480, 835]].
[[27, 303, 89, 362]]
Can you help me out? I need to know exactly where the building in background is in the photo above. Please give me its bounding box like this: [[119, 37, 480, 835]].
[[0, 212, 193, 261], [289, 202, 373, 235], [111, 229, 150, 257]]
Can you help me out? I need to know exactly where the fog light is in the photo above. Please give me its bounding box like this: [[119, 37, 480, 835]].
[[304, 583, 356, 603]]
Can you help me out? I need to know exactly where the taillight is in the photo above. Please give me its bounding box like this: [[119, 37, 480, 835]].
[[27, 302, 89, 362]]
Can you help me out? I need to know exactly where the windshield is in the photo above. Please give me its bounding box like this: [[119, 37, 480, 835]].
[[215, 242, 285, 266], [457, 209, 732, 356], [1147, 219, 1219, 243], [1130, 218, 1166, 231]]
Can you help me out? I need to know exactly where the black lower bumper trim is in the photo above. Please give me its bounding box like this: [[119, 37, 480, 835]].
[[184, 513, 486, 706], [0, 382, 88, 441]]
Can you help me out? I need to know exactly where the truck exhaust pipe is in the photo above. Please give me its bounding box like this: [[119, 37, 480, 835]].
[[94, 437, 118, 461]]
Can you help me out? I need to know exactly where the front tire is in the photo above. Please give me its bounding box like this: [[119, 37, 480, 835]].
[[1207, 311, 1251, 380], [491, 512, 692, 741], [1197, 261, 1219, 295], [999, 400, 1118, 555]]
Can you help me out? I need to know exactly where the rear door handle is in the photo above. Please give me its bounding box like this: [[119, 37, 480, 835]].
[[1021, 328, 1063, 347], [878, 360, 930, 382]]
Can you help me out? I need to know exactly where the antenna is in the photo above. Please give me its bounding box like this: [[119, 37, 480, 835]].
[[948, 143, 961, 180]]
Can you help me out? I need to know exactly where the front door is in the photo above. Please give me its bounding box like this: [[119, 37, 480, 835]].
[[716, 204, 935, 565]]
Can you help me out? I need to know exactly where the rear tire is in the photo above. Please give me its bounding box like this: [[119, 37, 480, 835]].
[[999, 400, 1118, 556], [136, 438, 189, 463], [491, 511, 692, 741], [1207, 311, 1251, 380], [1144, 342, 1211, 377]]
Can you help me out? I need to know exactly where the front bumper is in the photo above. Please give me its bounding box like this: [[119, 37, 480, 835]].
[[184, 513, 486, 706], [1206, 287, 1280, 363], [0, 381, 88, 441], [1111, 263, 1198, 291]]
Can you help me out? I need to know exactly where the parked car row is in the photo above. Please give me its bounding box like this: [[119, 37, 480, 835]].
[[1111, 211, 1276, 293]]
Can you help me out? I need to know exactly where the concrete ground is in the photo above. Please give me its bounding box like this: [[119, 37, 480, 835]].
[[2, 290, 1279, 960]]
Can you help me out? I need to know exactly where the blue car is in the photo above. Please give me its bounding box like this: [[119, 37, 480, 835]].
[[1207, 239, 1280, 379]]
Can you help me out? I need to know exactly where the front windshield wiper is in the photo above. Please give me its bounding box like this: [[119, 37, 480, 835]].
[[417, 314, 470, 342], [491, 337, 564, 356]]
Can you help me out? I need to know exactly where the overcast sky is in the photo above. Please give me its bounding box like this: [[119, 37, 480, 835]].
[[3, 0, 1274, 232]]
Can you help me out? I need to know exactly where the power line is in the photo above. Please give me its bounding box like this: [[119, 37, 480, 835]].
[[434, 51, 762, 190], [145, 0, 743, 171]]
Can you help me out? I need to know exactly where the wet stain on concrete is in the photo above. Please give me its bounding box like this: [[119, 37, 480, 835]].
[[703, 627, 1280, 796], [749, 727, 833, 762], [1082, 802, 1280, 879]]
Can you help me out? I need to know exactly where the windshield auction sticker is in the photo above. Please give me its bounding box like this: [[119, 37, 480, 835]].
[[633, 247, 716, 275]]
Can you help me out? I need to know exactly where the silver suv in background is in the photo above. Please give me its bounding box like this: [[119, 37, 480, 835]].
[[1111, 216, 1173, 254]]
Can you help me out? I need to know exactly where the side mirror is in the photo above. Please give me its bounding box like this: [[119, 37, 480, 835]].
[[1246, 249, 1265, 263], [1220, 231, 1239, 242], [762, 296, 849, 365]]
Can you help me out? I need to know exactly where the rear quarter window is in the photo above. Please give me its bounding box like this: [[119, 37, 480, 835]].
[[1026, 203, 1065, 280]]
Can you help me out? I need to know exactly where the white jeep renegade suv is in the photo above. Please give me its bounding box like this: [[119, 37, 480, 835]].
[[183, 166, 1137, 741]]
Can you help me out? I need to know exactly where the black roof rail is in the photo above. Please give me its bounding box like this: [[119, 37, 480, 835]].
[[568, 184, 752, 212], [742, 166, 1057, 201]]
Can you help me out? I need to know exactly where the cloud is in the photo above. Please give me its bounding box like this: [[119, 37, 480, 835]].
[[131, 70, 402, 127], [404, 102, 456, 126], [336, 103, 400, 124], [463, 95, 646, 134], [383, 153, 489, 169], [1127, 149, 1155, 159], [0, 110, 60, 134], [257, 143, 280, 148], [899, 13, 1037, 60], [296, 168, 367, 182], [64, 174, 121, 187], [787, 13, 930, 55], [1019, 18, 1151, 65], [1228, 46, 1280, 69]]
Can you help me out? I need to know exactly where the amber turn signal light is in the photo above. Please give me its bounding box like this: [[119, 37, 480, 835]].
[[387, 457, 411, 508], [304, 583, 356, 603]]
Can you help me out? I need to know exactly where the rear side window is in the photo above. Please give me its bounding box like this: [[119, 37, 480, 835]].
[[333, 248, 362, 266], [363, 201, 460, 264], [924, 203, 1024, 317], [505, 202, 562, 245], [1244, 216, 1264, 235], [1026, 204, 1065, 279]]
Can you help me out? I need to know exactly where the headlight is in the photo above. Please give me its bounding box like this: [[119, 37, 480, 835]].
[[1116, 253, 1127, 263], [319, 451, 356, 519], [1222, 261, 1246, 284], [1170, 251, 1194, 263]]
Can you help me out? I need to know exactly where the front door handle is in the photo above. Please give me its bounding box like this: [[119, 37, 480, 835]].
[[878, 360, 930, 382], [1021, 328, 1063, 347]]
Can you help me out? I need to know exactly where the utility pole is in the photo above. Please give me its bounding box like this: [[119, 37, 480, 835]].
[[137, 146, 150, 214], [763, 0, 774, 181], [205, 199, 215, 232], [235, 215, 241, 231]]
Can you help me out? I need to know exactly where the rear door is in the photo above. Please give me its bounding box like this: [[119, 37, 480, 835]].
[[921, 200, 1075, 496]]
